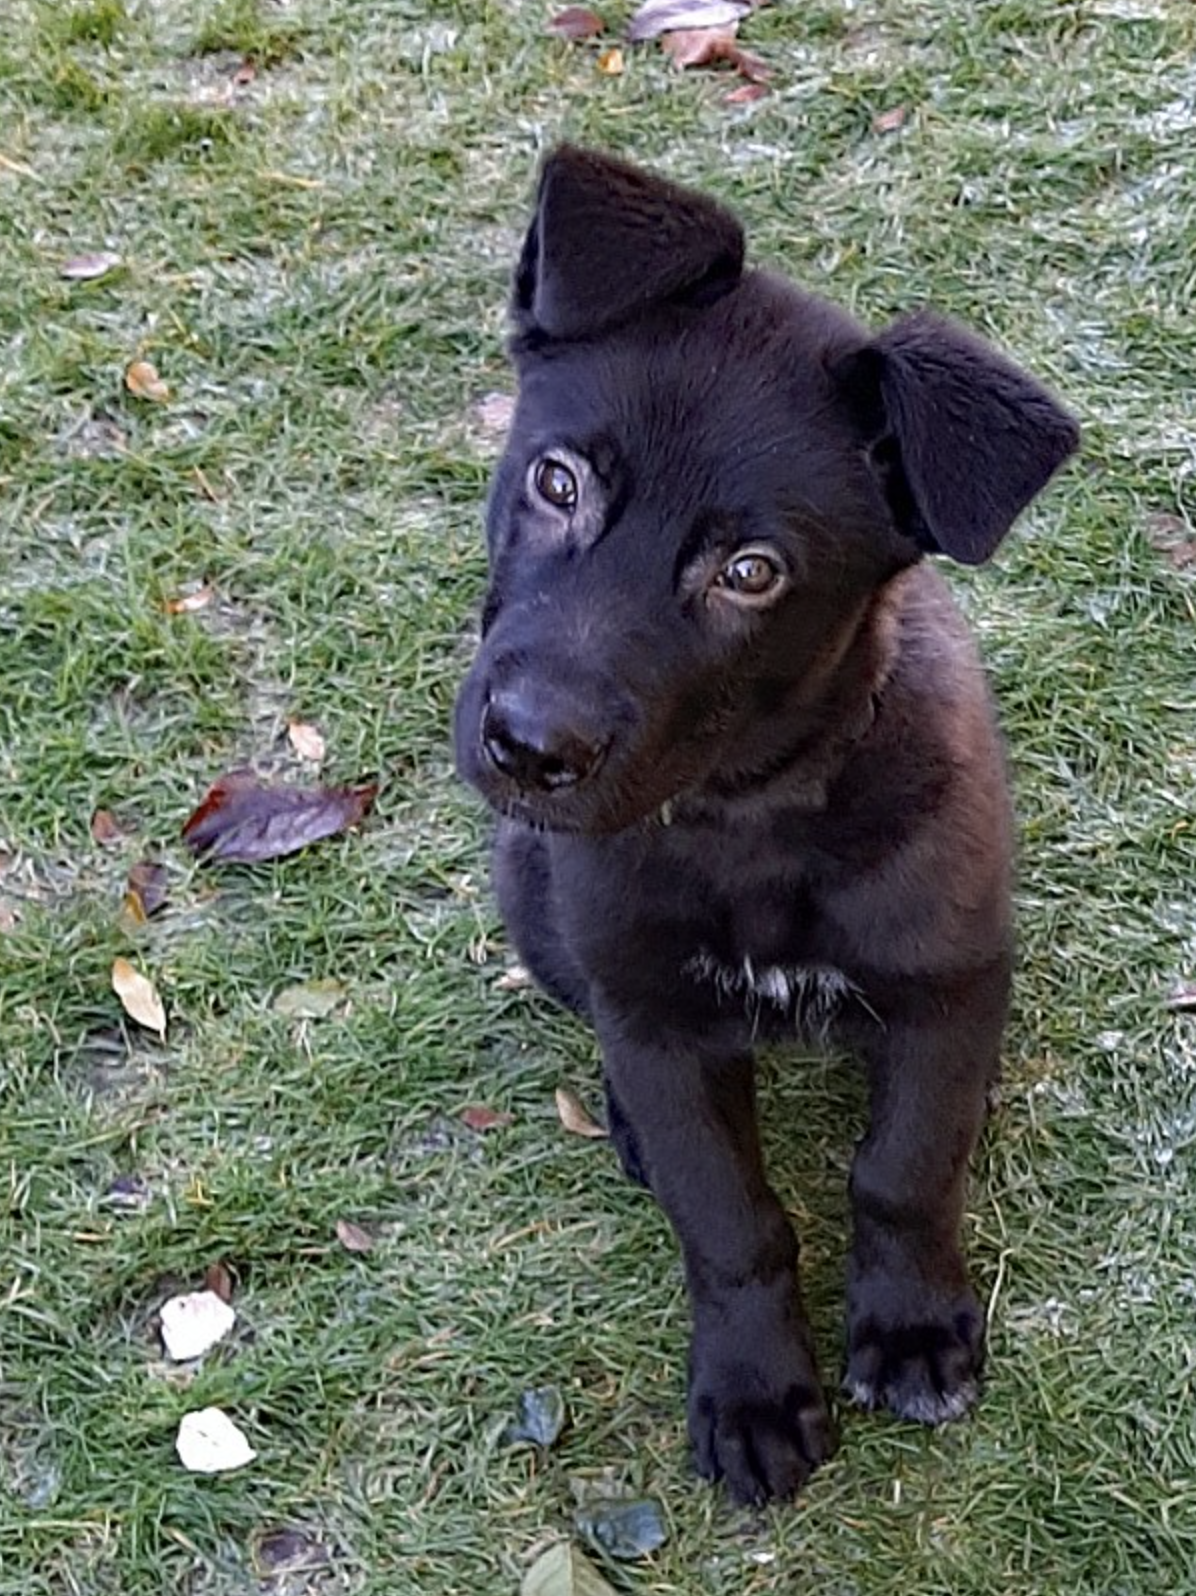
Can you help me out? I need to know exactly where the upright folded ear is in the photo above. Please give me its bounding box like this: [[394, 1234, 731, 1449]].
[[513, 144, 745, 341], [835, 312, 1080, 565]]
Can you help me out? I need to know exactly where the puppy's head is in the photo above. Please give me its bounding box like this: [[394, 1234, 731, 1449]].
[[455, 146, 1078, 834]]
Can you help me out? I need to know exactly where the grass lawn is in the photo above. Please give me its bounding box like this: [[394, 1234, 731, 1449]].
[[2, 0, 1195, 1591]]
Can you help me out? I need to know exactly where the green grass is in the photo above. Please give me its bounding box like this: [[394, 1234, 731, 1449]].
[[2, 1, 1195, 1591]]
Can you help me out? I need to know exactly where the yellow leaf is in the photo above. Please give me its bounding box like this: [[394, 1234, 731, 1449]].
[[555, 1086, 607, 1139], [125, 359, 170, 403], [597, 46, 625, 74], [112, 957, 167, 1039]]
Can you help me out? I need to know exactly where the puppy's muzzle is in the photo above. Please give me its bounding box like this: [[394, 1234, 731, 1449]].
[[481, 683, 609, 793]]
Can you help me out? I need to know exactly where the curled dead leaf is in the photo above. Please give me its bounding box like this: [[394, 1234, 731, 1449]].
[[164, 584, 215, 614], [724, 80, 769, 103], [125, 359, 170, 403], [90, 807, 128, 846], [61, 250, 122, 281], [460, 1104, 514, 1132], [287, 719, 327, 763], [335, 1217, 374, 1253], [597, 45, 625, 74], [555, 1087, 607, 1139], [112, 957, 166, 1040], [126, 860, 168, 919], [204, 1260, 234, 1303], [872, 104, 909, 134], [182, 772, 378, 865], [548, 7, 606, 38]]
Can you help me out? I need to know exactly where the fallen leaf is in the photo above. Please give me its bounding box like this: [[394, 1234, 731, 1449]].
[[182, 772, 378, 864], [252, 1528, 330, 1577], [660, 24, 738, 67], [125, 359, 170, 403], [335, 1217, 374, 1254], [160, 1290, 237, 1361], [287, 719, 326, 763], [460, 1104, 514, 1131], [164, 584, 215, 614], [90, 807, 128, 846], [473, 390, 516, 441], [175, 1407, 256, 1474], [273, 978, 345, 1018], [575, 1498, 668, 1560], [872, 104, 909, 134], [548, 7, 605, 38], [204, 1261, 234, 1302], [627, 0, 749, 41], [505, 1385, 568, 1448], [231, 57, 257, 87], [60, 250, 122, 281], [495, 963, 533, 991], [724, 80, 769, 103], [1164, 982, 1196, 1012], [522, 1542, 617, 1596], [597, 45, 624, 73], [1144, 511, 1196, 571], [111, 957, 166, 1040], [126, 860, 168, 919], [555, 1086, 607, 1139]]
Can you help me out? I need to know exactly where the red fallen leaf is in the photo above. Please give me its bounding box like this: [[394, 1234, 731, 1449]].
[[724, 80, 769, 103], [660, 25, 771, 81], [460, 1104, 514, 1132], [126, 859, 168, 919], [548, 6, 605, 39], [872, 104, 909, 134], [90, 807, 128, 846], [182, 772, 378, 864]]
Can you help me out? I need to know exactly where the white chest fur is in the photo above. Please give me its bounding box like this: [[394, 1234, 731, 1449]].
[[685, 952, 858, 1034]]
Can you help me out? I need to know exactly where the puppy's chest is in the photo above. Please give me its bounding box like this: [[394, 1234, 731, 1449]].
[[685, 949, 856, 1034]]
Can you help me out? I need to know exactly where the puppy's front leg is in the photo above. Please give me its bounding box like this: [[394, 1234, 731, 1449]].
[[594, 1000, 834, 1503], [845, 962, 1009, 1422]]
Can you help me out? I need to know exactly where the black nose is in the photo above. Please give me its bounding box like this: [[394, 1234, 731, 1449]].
[[481, 689, 606, 792]]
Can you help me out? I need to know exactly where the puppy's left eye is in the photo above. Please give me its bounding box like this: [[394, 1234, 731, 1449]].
[[533, 458, 578, 511], [717, 549, 785, 602]]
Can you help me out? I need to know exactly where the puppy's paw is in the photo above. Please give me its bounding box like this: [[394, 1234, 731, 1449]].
[[844, 1291, 984, 1424], [688, 1359, 834, 1504]]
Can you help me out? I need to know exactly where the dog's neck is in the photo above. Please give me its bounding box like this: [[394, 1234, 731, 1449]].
[[679, 567, 911, 819]]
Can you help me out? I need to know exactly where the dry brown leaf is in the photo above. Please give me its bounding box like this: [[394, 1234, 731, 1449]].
[[460, 1104, 515, 1132], [125, 359, 170, 403], [872, 104, 909, 134], [287, 720, 327, 763], [555, 1087, 608, 1139], [204, 1261, 234, 1303], [112, 957, 166, 1040], [60, 251, 122, 281], [231, 57, 257, 87], [660, 24, 737, 68], [628, 0, 749, 40], [724, 80, 769, 103], [165, 584, 215, 614], [125, 859, 168, 920], [548, 6, 605, 38], [182, 772, 378, 864], [597, 45, 625, 73], [90, 807, 128, 846], [1144, 511, 1196, 571], [335, 1217, 375, 1253]]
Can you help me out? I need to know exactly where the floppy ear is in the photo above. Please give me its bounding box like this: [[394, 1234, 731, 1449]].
[[835, 312, 1079, 564], [512, 144, 745, 341]]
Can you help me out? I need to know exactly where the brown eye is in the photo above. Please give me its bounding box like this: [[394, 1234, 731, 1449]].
[[533, 458, 578, 511], [719, 550, 783, 599]]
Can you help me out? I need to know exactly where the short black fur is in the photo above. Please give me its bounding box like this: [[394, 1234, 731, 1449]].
[[454, 145, 1079, 1505]]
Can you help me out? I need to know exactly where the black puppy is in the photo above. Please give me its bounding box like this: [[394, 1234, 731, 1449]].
[[454, 146, 1077, 1505]]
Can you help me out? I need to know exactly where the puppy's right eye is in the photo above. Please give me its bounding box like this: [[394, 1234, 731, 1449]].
[[533, 458, 578, 511]]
